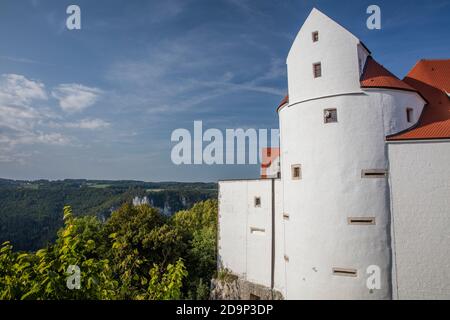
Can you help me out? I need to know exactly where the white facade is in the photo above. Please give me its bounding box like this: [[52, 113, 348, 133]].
[[388, 141, 450, 299], [218, 179, 274, 287], [217, 8, 449, 300]]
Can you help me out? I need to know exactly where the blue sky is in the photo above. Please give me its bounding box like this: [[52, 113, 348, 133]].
[[0, 0, 449, 182]]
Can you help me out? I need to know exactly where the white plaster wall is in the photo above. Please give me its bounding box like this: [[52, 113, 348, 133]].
[[218, 180, 273, 287], [273, 179, 286, 295], [278, 93, 395, 299], [388, 141, 450, 299], [218, 181, 248, 277], [287, 8, 363, 104], [364, 89, 425, 136]]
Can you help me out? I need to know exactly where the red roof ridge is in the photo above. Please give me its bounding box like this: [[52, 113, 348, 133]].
[[388, 59, 450, 141], [360, 56, 418, 92], [276, 95, 289, 112]]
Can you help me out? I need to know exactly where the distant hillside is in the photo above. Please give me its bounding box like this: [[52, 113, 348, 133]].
[[0, 179, 217, 251]]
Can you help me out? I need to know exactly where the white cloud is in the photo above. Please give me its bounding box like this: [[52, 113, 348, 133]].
[[0, 74, 72, 162], [0, 74, 48, 135], [65, 118, 110, 130], [0, 73, 47, 105], [52, 84, 103, 113]]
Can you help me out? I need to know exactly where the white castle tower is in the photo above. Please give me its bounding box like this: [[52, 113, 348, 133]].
[[216, 8, 450, 300]]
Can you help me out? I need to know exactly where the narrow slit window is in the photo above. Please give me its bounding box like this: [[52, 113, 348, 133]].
[[332, 268, 357, 277], [250, 227, 265, 235], [324, 108, 337, 123], [312, 31, 319, 42], [283, 213, 290, 220], [292, 164, 302, 180], [313, 62, 322, 78], [254, 196, 261, 207], [348, 217, 376, 225], [406, 108, 413, 123], [361, 169, 388, 178]]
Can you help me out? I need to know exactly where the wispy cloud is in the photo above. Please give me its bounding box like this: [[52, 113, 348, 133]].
[[223, 0, 266, 17], [106, 31, 285, 116], [0, 55, 38, 65], [52, 84, 103, 113], [64, 118, 110, 130], [0, 55, 57, 67]]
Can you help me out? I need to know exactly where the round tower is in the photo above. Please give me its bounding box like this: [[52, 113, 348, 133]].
[[275, 8, 425, 299]]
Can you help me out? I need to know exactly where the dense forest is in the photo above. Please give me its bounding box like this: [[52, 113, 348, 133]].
[[0, 179, 217, 251], [0, 199, 218, 299]]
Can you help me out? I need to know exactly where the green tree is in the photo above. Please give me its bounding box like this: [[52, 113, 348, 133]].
[[0, 200, 218, 300], [172, 199, 218, 299], [143, 259, 188, 300]]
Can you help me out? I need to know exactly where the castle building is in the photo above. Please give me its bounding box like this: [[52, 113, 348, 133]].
[[217, 8, 450, 299]]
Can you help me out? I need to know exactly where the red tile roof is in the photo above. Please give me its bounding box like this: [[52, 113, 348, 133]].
[[360, 56, 417, 92], [387, 59, 450, 141], [276, 95, 289, 112]]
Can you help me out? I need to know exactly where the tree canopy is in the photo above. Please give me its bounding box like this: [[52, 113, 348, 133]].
[[0, 199, 218, 300]]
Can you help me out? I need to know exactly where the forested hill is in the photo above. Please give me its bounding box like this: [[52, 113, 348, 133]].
[[0, 178, 217, 251]]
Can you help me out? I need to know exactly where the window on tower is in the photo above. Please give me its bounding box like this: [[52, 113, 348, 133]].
[[312, 31, 319, 42], [406, 108, 414, 123], [324, 108, 337, 123], [361, 169, 388, 178], [347, 217, 376, 225], [291, 164, 302, 180], [332, 268, 357, 277], [254, 196, 261, 207], [313, 62, 322, 78]]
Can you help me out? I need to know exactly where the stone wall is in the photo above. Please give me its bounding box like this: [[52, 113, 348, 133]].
[[210, 277, 283, 300]]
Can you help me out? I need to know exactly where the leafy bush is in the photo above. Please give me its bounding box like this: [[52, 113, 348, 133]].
[[0, 200, 218, 300]]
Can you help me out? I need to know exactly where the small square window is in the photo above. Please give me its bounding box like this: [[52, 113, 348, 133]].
[[254, 197, 261, 207], [313, 62, 322, 78], [312, 31, 319, 42], [406, 108, 413, 123], [291, 164, 301, 180], [324, 108, 337, 123]]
